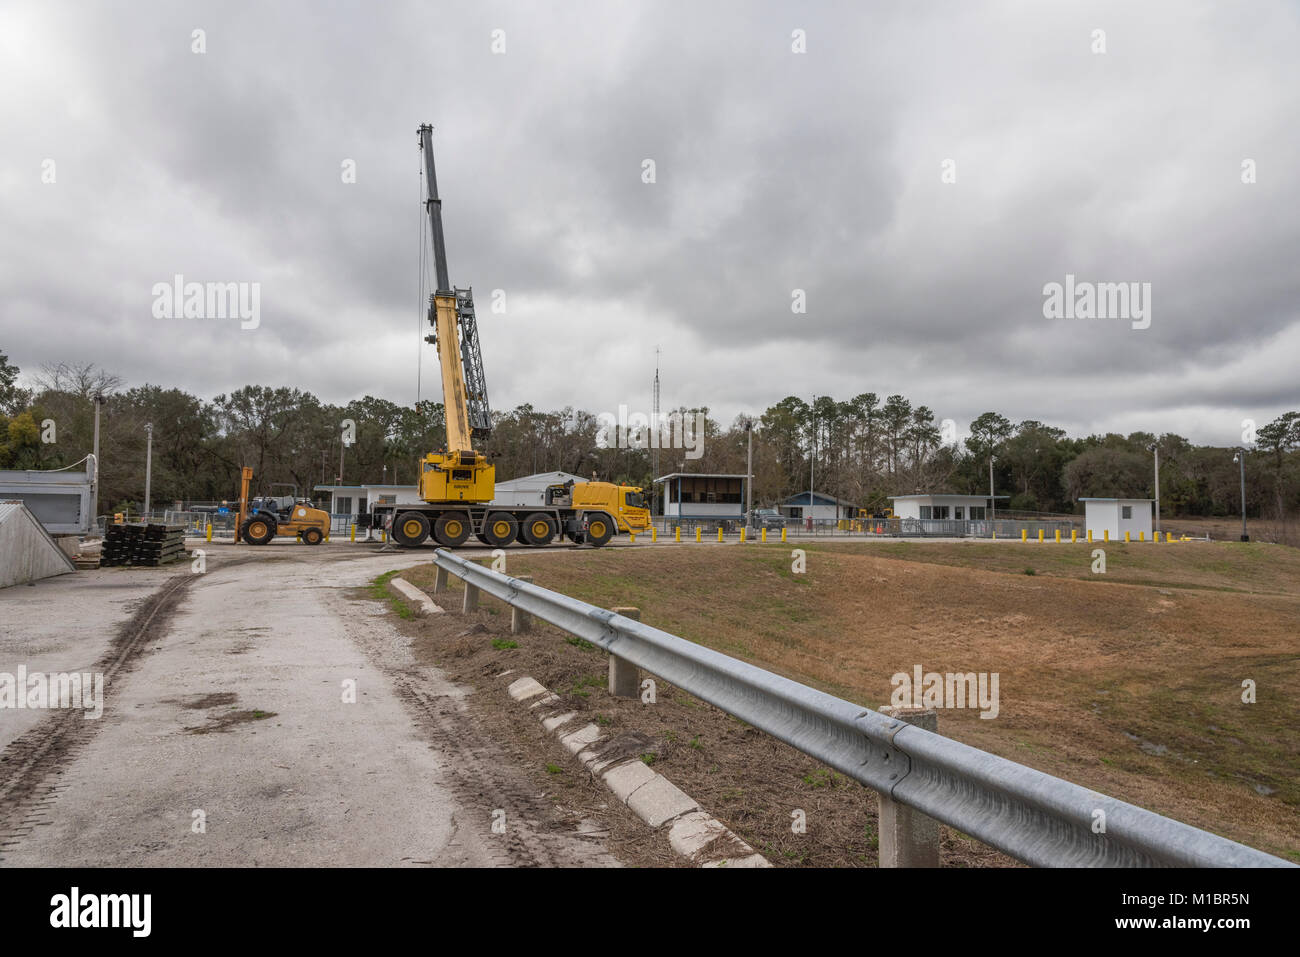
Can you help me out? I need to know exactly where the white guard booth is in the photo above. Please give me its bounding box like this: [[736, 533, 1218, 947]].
[[1080, 498, 1153, 540]]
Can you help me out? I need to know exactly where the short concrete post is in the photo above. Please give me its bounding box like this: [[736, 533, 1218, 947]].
[[608, 606, 641, 698], [510, 575, 533, 634], [462, 581, 480, 614], [433, 565, 449, 594], [876, 707, 941, 868]]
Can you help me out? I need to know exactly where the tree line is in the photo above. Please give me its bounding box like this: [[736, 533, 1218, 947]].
[[2, 354, 1297, 529]]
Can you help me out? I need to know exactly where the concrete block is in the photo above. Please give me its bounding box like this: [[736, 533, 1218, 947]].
[[667, 811, 727, 860], [559, 723, 603, 755], [602, 760, 658, 803], [507, 676, 548, 702], [390, 577, 444, 616], [702, 853, 772, 868], [542, 711, 578, 732], [626, 774, 698, 828]]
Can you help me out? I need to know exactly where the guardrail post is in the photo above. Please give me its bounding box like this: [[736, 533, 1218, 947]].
[[608, 606, 641, 697], [510, 575, 533, 634], [876, 707, 941, 867], [433, 565, 449, 594], [462, 580, 479, 613]]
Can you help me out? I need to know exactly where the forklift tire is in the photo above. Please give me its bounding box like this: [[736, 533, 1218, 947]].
[[521, 513, 556, 547], [433, 512, 472, 548], [301, 527, 324, 546], [392, 512, 431, 547], [241, 516, 276, 545], [482, 512, 517, 548], [584, 512, 614, 547]]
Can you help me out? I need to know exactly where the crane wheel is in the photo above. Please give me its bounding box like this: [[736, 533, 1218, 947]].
[[434, 512, 472, 547], [392, 512, 431, 547], [301, 526, 324, 546], [483, 512, 517, 548], [585, 513, 614, 547], [241, 516, 276, 545], [521, 513, 556, 547]]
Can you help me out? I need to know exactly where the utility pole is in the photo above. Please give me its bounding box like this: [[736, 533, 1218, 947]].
[[744, 417, 754, 525], [143, 423, 153, 521], [809, 396, 816, 525], [989, 454, 995, 522], [1234, 450, 1248, 541], [91, 392, 104, 528], [1148, 442, 1161, 533]]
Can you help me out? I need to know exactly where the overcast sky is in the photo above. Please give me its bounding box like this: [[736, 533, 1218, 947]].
[[2, 0, 1297, 446]]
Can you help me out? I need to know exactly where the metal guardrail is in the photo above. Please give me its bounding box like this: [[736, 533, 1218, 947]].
[[431, 548, 1294, 868]]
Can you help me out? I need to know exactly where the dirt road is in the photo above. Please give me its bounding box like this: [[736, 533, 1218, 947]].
[[0, 543, 619, 867]]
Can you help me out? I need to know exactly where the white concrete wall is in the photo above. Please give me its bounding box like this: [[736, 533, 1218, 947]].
[[891, 499, 922, 520], [1117, 500, 1153, 539]]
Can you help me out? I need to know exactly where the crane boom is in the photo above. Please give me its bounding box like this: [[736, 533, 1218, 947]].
[[418, 123, 491, 454]]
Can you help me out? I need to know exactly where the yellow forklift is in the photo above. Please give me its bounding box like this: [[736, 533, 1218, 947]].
[[234, 467, 331, 545]]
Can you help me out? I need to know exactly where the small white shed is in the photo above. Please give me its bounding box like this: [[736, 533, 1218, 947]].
[[1080, 498, 1153, 540]]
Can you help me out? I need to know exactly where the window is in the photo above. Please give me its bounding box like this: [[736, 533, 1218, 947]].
[[336, 496, 353, 515], [970, 506, 986, 520], [933, 506, 950, 519], [1121, 505, 1132, 519], [919, 506, 932, 519], [954, 507, 964, 520]]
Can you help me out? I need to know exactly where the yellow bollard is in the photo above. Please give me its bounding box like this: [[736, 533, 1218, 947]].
[[205, 523, 213, 542], [1124, 531, 1130, 542], [675, 527, 681, 542], [717, 527, 724, 543], [781, 527, 787, 543], [1055, 530, 1061, 543], [761, 528, 767, 543], [350, 524, 356, 542], [1104, 529, 1109, 542], [1021, 529, 1027, 542], [630, 532, 636, 544], [740, 528, 746, 543], [1087, 530, 1092, 543], [651, 527, 657, 543], [382, 529, 388, 543], [1038, 529, 1044, 543], [696, 527, 702, 543], [1071, 529, 1077, 543]]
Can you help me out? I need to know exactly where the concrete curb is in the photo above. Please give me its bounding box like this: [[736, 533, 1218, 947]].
[[390, 577, 444, 616], [506, 675, 770, 868]]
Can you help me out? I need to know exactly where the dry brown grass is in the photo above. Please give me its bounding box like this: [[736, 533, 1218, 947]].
[[404, 540, 1300, 863]]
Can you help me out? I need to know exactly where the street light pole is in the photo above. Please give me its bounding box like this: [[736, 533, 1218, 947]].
[[1234, 450, 1248, 541], [143, 423, 153, 522]]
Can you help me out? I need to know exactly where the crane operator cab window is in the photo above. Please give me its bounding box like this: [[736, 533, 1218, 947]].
[[624, 490, 646, 509]]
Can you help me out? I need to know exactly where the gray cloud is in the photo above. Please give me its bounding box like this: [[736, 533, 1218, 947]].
[[1, 0, 1296, 446]]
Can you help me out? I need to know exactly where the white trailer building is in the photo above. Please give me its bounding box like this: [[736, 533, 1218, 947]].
[[1080, 498, 1154, 540], [888, 494, 1008, 521]]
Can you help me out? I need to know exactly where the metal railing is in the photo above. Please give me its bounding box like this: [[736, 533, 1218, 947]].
[[431, 548, 1293, 868], [653, 516, 1077, 539]]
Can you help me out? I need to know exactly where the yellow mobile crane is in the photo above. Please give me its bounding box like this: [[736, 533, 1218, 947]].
[[372, 124, 650, 549]]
